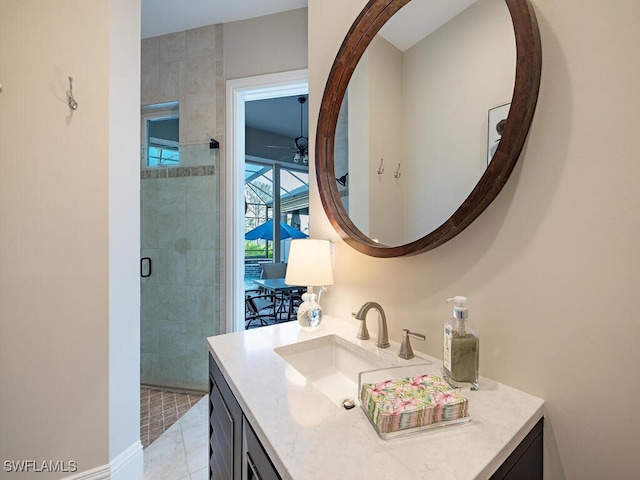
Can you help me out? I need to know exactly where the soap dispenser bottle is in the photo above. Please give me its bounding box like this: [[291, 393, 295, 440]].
[[443, 296, 479, 390]]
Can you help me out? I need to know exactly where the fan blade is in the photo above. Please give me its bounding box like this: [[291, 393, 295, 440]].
[[266, 145, 295, 150]]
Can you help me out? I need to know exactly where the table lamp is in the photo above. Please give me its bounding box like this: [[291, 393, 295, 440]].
[[285, 239, 334, 329]]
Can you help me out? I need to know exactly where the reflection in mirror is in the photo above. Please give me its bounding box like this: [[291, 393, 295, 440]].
[[334, 0, 516, 246]]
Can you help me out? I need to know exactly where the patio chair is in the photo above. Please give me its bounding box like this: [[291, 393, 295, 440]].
[[260, 262, 287, 279], [245, 292, 278, 329]]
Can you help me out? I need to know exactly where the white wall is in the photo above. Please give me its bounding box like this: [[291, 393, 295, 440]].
[[109, 0, 143, 477], [0, 0, 141, 477], [309, 0, 640, 479]]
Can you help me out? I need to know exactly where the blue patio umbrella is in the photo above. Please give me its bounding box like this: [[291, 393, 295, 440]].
[[245, 219, 308, 241]]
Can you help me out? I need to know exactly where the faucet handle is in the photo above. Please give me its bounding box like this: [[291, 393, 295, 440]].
[[352, 311, 370, 340], [398, 329, 426, 360]]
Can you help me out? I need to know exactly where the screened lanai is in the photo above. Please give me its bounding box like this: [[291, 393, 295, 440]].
[[244, 161, 310, 284]]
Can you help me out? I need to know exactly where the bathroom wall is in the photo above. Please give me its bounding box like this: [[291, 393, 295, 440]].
[[309, 1, 640, 479], [140, 25, 224, 391], [0, 0, 141, 477], [223, 8, 308, 80]]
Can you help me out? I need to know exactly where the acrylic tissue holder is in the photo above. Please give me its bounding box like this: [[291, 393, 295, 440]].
[[358, 364, 472, 440]]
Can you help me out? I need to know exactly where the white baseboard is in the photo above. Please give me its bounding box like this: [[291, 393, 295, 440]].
[[63, 464, 110, 480], [110, 441, 143, 480], [63, 441, 143, 480]]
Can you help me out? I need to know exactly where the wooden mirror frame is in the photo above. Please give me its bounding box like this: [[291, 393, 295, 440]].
[[315, 0, 542, 258]]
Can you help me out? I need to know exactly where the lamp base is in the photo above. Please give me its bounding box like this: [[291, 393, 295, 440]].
[[297, 292, 322, 329]]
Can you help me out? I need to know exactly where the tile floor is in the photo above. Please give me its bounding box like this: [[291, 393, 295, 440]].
[[140, 386, 205, 448], [141, 393, 210, 480]]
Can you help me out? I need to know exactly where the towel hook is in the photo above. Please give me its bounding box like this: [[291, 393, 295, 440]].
[[68, 76, 78, 110], [394, 163, 402, 184], [377, 157, 385, 182]]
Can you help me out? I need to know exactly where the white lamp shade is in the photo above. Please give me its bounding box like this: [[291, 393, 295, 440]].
[[285, 239, 334, 287]]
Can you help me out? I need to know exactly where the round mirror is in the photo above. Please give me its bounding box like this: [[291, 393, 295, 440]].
[[316, 0, 541, 257]]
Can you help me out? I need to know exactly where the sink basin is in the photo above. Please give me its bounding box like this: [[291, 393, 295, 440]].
[[275, 335, 390, 407]]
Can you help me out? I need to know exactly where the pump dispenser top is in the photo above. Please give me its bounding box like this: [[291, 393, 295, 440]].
[[448, 296, 468, 320]]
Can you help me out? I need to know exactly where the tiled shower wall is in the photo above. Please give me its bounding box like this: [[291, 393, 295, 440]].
[[140, 25, 225, 391]]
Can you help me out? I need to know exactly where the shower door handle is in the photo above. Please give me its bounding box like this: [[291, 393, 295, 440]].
[[140, 257, 152, 278]]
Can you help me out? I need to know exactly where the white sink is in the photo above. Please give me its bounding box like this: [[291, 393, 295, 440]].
[[274, 335, 391, 407]]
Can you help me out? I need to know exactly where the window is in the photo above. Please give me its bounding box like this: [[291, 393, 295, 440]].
[[141, 102, 179, 167]]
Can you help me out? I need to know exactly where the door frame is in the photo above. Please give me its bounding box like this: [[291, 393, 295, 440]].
[[225, 69, 309, 333]]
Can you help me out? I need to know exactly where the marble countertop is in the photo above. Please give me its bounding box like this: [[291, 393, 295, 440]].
[[207, 317, 544, 480]]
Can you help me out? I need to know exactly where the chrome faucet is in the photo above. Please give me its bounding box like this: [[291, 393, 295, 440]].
[[354, 302, 390, 349]]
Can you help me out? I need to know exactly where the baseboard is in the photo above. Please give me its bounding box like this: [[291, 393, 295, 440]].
[[110, 441, 143, 480], [63, 464, 110, 480], [62, 441, 143, 480]]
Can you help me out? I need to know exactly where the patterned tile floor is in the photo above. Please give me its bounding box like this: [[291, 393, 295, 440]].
[[140, 386, 206, 449]]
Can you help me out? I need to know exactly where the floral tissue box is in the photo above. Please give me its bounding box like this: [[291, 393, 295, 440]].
[[360, 373, 469, 435]]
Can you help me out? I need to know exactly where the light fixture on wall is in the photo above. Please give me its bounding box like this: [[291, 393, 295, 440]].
[[285, 239, 334, 329]]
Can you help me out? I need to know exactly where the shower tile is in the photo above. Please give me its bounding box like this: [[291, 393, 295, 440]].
[[141, 62, 160, 105], [141, 353, 161, 386], [158, 60, 182, 102], [158, 249, 187, 286], [158, 325, 187, 357], [140, 320, 159, 355], [158, 284, 189, 320], [157, 31, 187, 64], [141, 214, 160, 249], [141, 284, 163, 320], [186, 25, 217, 59], [141, 36, 161, 69], [186, 176, 215, 213], [158, 215, 188, 250], [158, 177, 187, 206], [182, 94, 216, 144], [186, 286, 215, 323], [185, 323, 213, 358], [184, 357, 208, 392], [157, 355, 189, 387], [186, 213, 215, 250], [184, 56, 216, 96], [186, 250, 215, 286]]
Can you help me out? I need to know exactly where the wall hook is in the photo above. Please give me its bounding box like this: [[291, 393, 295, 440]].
[[394, 163, 402, 184], [68, 76, 78, 110], [377, 158, 385, 181]]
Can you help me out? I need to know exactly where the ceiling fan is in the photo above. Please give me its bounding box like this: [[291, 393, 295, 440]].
[[267, 96, 309, 165]]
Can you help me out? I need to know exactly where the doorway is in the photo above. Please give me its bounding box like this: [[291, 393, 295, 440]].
[[226, 70, 309, 333]]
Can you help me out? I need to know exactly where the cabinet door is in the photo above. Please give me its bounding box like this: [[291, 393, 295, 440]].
[[490, 418, 543, 479], [210, 354, 243, 480], [243, 416, 281, 480]]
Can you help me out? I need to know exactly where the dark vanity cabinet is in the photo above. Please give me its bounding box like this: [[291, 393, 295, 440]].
[[209, 353, 242, 479], [243, 417, 281, 480], [209, 353, 281, 480]]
